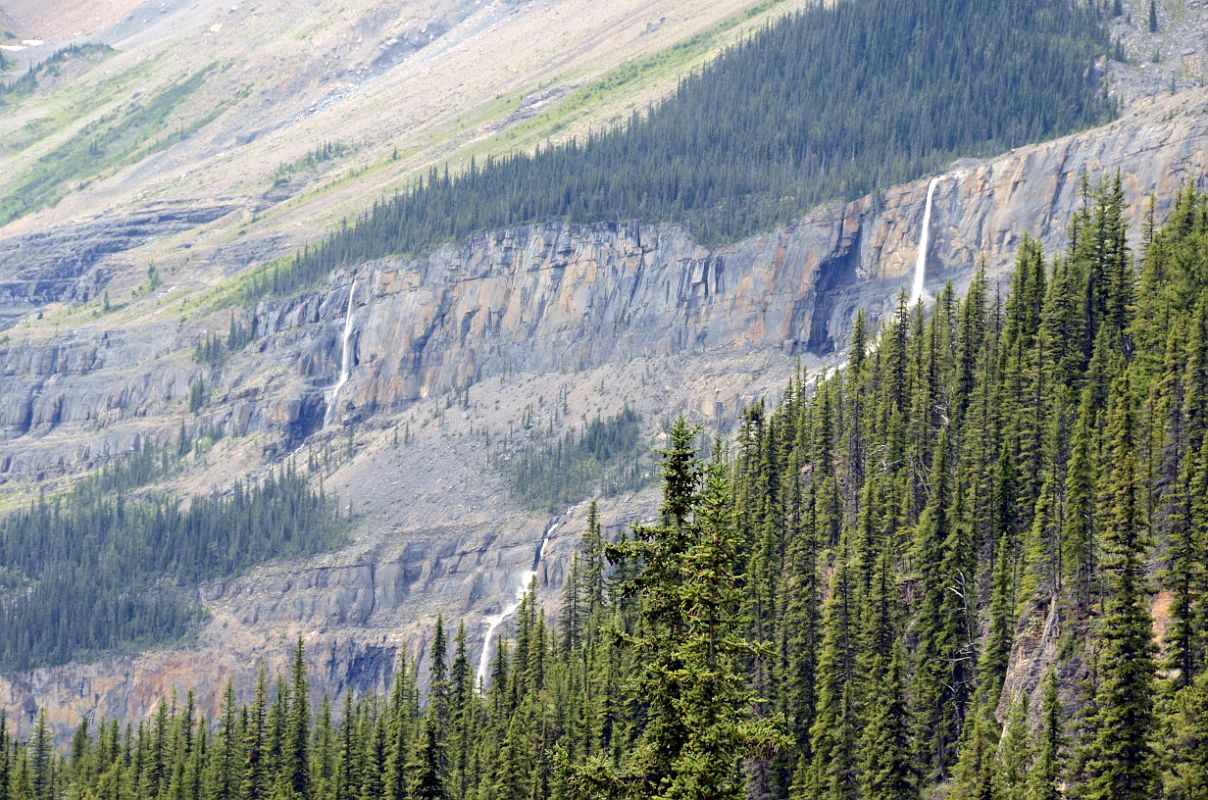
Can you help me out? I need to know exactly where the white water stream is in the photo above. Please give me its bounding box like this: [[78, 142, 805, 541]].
[[910, 177, 941, 306], [476, 521, 558, 690], [324, 280, 357, 428]]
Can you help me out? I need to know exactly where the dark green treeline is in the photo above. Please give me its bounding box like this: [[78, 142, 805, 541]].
[[6, 180, 1208, 799], [0, 464, 338, 672], [251, 0, 1113, 298]]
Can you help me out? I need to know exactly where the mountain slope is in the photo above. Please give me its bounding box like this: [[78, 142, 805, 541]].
[[270, 0, 1112, 293], [0, 0, 1206, 739], [0, 0, 796, 302], [1, 84, 1205, 736], [8, 175, 1208, 800]]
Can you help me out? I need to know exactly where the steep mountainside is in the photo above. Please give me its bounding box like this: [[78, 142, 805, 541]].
[[0, 0, 1207, 739], [0, 0, 795, 311], [8, 177, 1208, 800], [2, 85, 1206, 734]]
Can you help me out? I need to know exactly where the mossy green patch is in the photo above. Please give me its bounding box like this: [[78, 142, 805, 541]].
[[0, 63, 221, 225]]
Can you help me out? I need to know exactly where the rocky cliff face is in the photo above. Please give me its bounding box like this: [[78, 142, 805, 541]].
[[262, 88, 1208, 435], [1, 88, 1206, 736]]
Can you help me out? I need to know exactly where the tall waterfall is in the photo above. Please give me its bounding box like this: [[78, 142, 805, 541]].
[[476, 521, 557, 690], [324, 280, 357, 428], [910, 177, 941, 305]]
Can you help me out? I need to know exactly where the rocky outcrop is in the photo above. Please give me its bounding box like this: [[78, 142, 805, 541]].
[[0, 201, 241, 327], [0, 324, 198, 480], [277, 90, 1208, 426], [5, 92, 1205, 478]]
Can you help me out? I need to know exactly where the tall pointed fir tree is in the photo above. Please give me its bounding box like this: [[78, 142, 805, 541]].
[[1077, 373, 1157, 800], [1028, 670, 1064, 800], [285, 639, 310, 800]]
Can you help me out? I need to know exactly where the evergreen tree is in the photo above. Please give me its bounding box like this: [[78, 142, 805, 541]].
[[857, 643, 916, 800], [383, 654, 409, 800], [1028, 670, 1063, 800], [601, 418, 702, 797], [806, 540, 859, 800], [998, 694, 1033, 800], [212, 681, 242, 800], [285, 639, 311, 800], [428, 618, 449, 732], [948, 706, 1000, 800], [1162, 668, 1208, 800], [0, 713, 10, 800], [665, 458, 786, 799], [243, 667, 269, 800], [583, 501, 607, 617], [1077, 374, 1157, 800], [408, 715, 446, 800]]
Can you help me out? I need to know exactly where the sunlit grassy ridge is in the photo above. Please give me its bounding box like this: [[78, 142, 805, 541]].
[[0, 63, 220, 225]]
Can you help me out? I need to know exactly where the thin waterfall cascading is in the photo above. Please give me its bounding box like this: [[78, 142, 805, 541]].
[[324, 280, 357, 428], [910, 177, 941, 305], [476, 521, 558, 690]]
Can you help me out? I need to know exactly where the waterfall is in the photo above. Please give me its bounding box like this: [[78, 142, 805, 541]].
[[910, 177, 941, 305], [324, 280, 357, 428], [476, 521, 558, 690]]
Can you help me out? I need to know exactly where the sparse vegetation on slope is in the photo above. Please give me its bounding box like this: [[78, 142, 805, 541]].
[[269, 141, 355, 189], [0, 43, 113, 103], [493, 405, 652, 512], [0, 64, 217, 225]]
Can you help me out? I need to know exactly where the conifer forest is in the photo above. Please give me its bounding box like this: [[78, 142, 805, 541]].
[[5, 181, 1207, 800]]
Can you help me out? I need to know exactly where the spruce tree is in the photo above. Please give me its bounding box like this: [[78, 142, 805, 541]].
[[212, 681, 241, 800], [1062, 389, 1099, 614], [384, 653, 409, 800], [910, 430, 974, 781], [666, 458, 786, 800], [858, 643, 916, 800], [1078, 374, 1157, 800], [358, 698, 386, 800], [1028, 671, 1064, 800], [806, 539, 859, 800], [979, 534, 1016, 707], [0, 713, 10, 800], [336, 692, 358, 800], [1167, 434, 1208, 687], [286, 639, 311, 800], [408, 715, 446, 800], [312, 695, 337, 800], [582, 500, 607, 616], [428, 617, 449, 732], [998, 694, 1033, 800], [947, 706, 1000, 800], [1163, 668, 1208, 800], [603, 418, 701, 796], [243, 667, 269, 800]]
